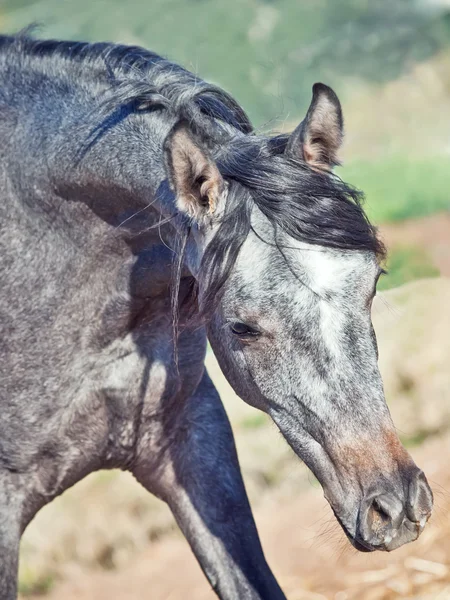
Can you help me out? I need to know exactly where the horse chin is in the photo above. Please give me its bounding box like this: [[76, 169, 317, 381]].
[[334, 514, 379, 553]]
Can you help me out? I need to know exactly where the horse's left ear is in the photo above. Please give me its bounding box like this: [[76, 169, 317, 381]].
[[285, 83, 343, 171], [164, 121, 224, 221]]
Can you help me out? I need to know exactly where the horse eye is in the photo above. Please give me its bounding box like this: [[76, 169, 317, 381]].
[[230, 322, 260, 338]]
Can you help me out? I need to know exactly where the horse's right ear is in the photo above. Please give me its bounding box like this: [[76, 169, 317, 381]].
[[164, 121, 224, 221]]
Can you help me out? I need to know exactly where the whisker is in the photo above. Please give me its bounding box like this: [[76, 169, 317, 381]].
[[115, 200, 157, 229]]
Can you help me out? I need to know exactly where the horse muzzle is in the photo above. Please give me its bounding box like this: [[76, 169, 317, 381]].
[[355, 468, 432, 551], [333, 467, 433, 553]]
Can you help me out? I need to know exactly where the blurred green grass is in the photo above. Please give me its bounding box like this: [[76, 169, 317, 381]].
[[341, 156, 450, 224], [378, 245, 440, 291], [341, 155, 447, 291], [2, 0, 450, 127], [18, 566, 54, 597]]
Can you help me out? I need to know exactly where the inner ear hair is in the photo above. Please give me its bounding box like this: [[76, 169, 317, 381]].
[[164, 121, 224, 220]]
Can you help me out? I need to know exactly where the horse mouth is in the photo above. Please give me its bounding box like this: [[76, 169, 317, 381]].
[[337, 518, 381, 552], [333, 513, 380, 553]]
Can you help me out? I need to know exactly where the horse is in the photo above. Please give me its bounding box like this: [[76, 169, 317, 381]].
[[0, 32, 433, 600]]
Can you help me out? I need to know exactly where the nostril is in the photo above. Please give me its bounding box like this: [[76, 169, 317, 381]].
[[370, 498, 392, 535], [373, 498, 391, 521], [360, 493, 404, 547]]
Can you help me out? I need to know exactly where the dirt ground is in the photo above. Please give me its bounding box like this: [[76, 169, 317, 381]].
[[39, 432, 450, 600]]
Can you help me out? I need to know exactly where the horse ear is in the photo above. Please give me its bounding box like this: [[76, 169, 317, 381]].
[[164, 121, 224, 220], [285, 83, 343, 170]]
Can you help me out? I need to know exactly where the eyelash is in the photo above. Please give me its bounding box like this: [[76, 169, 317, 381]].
[[229, 322, 261, 338]]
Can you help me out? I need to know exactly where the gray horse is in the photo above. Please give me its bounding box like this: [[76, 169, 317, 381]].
[[0, 33, 432, 600]]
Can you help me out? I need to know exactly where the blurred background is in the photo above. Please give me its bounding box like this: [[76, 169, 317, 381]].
[[1, 0, 450, 598]]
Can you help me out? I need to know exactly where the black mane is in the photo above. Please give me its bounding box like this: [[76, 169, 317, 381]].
[[219, 135, 383, 255], [1, 32, 385, 319]]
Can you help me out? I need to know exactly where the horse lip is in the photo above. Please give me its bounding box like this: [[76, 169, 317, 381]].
[[351, 537, 378, 553], [335, 515, 378, 552], [343, 524, 390, 553], [333, 509, 392, 553]]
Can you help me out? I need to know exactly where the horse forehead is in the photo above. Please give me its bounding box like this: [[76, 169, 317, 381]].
[[294, 242, 379, 294], [235, 230, 377, 295], [234, 229, 276, 277]]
